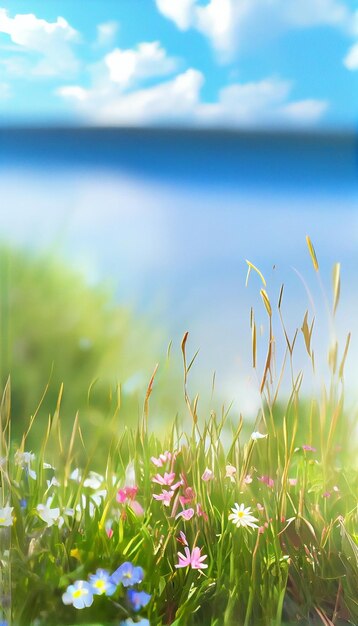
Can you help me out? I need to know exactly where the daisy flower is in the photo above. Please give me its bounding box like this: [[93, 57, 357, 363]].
[[228, 503, 259, 529]]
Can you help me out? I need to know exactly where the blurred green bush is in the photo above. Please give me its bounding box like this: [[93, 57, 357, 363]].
[[0, 246, 182, 450]]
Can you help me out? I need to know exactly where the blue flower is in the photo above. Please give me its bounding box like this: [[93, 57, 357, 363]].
[[127, 589, 151, 612], [62, 580, 94, 609], [110, 561, 144, 587], [119, 617, 150, 626], [89, 569, 116, 596]]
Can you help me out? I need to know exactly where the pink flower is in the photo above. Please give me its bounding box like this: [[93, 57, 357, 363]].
[[175, 508, 195, 521], [116, 486, 138, 503], [152, 472, 176, 486], [150, 451, 172, 467], [258, 475, 274, 488], [323, 491, 331, 498], [257, 502, 265, 513], [153, 490, 174, 507], [196, 503, 208, 521], [177, 531, 188, 546], [244, 475, 252, 484], [288, 478, 297, 487], [179, 487, 195, 507], [171, 479, 184, 491], [201, 468, 214, 482], [302, 445, 316, 452], [106, 527, 114, 539], [175, 545, 208, 571]]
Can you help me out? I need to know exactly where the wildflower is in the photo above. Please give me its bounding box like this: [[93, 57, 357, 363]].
[[333, 485, 340, 492], [70, 468, 82, 482], [37, 499, 64, 528], [288, 478, 297, 487], [177, 530, 188, 546], [62, 581, 94, 609], [196, 503, 208, 521], [244, 475, 252, 484], [179, 487, 195, 506], [14, 450, 36, 480], [251, 431, 267, 440], [170, 478, 184, 491], [0, 506, 13, 526], [117, 486, 138, 503], [302, 445, 316, 452], [225, 464, 236, 483], [175, 508, 195, 521], [125, 461, 137, 487], [105, 519, 114, 539], [258, 475, 274, 488], [256, 502, 265, 513], [228, 503, 259, 529], [110, 562, 144, 587], [84, 471, 104, 489], [175, 544, 208, 572], [153, 490, 174, 507], [323, 491, 331, 498], [127, 589, 151, 611], [201, 468, 214, 482], [89, 569, 116, 596], [46, 477, 60, 489], [150, 451, 172, 467], [152, 472, 176, 486]]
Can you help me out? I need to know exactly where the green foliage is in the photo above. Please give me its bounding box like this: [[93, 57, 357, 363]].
[[0, 246, 181, 449]]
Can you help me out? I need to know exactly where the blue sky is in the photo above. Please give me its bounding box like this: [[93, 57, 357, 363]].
[[1, 0, 358, 127]]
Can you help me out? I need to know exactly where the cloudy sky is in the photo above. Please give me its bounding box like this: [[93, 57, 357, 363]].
[[0, 0, 358, 127]]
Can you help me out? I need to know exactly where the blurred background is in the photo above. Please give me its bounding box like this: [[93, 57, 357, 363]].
[[0, 1, 357, 445]]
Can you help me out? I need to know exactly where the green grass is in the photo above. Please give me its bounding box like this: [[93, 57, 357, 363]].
[[0, 243, 357, 626]]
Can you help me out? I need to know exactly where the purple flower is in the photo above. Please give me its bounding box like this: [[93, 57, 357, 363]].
[[110, 561, 144, 587], [302, 445, 316, 452], [127, 589, 151, 611]]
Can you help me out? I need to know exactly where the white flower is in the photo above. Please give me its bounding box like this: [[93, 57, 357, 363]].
[[37, 498, 64, 528], [70, 468, 82, 482], [46, 477, 60, 489], [0, 506, 14, 526], [228, 503, 259, 529], [225, 464, 237, 483], [15, 450, 37, 479], [251, 432, 267, 441], [83, 471, 104, 490], [201, 468, 214, 482]]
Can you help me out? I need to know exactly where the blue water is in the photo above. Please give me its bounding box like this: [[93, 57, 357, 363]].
[[1, 127, 358, 194]]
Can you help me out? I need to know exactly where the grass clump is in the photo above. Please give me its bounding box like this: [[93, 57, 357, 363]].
[[0, 243, 357, 626]]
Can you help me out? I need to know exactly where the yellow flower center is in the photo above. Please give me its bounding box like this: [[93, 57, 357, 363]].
[[0, 517, 5, 524], [73, 588, 87, 599], [237, 511, 244, 518], [94, 579, 106, 593]]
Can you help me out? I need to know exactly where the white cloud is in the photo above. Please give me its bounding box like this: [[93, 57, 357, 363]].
[[281, 99, 329, 123], [96, 21, 118, 47], [58, 67, 327, 128], [156, 0, 196, 30], [343, 42, 358, 70], [105, 41, 178, 88], [58, 68, 204, 125], [0, 8, 80, 76], [156, 0, 353, 59]]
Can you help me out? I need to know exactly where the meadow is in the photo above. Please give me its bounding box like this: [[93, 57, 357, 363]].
[[0, 239, 357, 626]]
